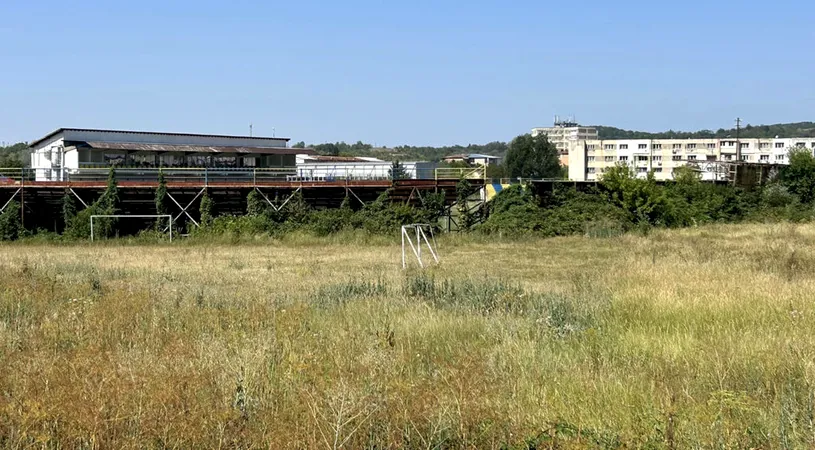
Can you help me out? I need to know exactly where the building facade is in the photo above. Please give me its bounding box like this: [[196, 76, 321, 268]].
[[295, 155, 437, 180], [567, 137, 815, 181], [29, 128, 306, 181], [531, 119, 598, 166]]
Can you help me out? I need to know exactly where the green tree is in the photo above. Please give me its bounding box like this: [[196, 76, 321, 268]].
[[504, 134, 561, 179], [155, 170, 168, 230], [62, 190, 77, 230], [93, 168, 120, 238], [781, 148, 815, 203], [456, 178, 476, 230], [390, 160, 408, 181], [200, 190, 214, 226], [0, 200, 22, 240], [246, 189, 267, 216], [315, 143, 340, 156], [600, 164, 673, 227], [292, 141, 306, 149]]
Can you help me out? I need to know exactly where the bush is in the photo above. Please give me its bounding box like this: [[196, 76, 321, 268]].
[[480, 185, 629, 237], [0, 200, 22, 241]]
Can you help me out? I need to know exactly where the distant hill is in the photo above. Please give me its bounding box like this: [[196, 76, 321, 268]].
[[596, 122, 815, 140]]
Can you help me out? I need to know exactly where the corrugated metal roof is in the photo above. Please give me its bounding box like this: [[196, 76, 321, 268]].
[[29, 127, 291, 148], [83, 141, 314, 155]]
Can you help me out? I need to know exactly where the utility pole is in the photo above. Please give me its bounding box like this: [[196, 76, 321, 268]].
[[735, 117, 741, 161]]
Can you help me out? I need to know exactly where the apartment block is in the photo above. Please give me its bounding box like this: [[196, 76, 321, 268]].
[[568, 137, 815, 182], [531, 118, 598, 166]]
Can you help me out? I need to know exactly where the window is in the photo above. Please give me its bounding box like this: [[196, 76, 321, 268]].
[[637, 167, 647, 173], [724, 154, 733, 161], [688, 155, 697, 161], [686, 143, 697, 149], [188, 155, 211, 167], [740, 142, 749, 149], [587, 156, 596, 162], [775, 155, 785, 161], [740, 155, 750, 161], [587, 144, 596, 150], [619, 156, 629, 161], [104, 152, 126, 166], [672, 144, 682, 149], [604, 144, 616, 150], [637, 155, 648, 161], [775, 142, 785, 148], [619, 144, 629, 150], [587, 167, 596, 174], [130, 153, 157, 167], [722, 141, 735, 147], [604, 155, 614, 162], [638, 144, 647, 150], [759, 155, 769, 162], [653, 144, 662, 150], [759, 142, 770, 149], [213, 155, 237, 167], [652, 155, 662, 161], [796, 142, 806, 148], [654, 167, 663, 173], [811, 143, 815, 149], [707, 155, 716, 161], [707, 143, 716, 149], [672, 155, 682, 161]]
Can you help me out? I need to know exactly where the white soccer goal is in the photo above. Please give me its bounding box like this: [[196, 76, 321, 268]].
[[401, 224, 439, 269], [90, 214, 173, 242]]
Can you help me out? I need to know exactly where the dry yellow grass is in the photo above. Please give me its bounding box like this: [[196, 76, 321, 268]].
[[2, 223, 815, 448]]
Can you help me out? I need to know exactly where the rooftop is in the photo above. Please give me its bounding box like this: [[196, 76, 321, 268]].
[[30, 127, 290, 148]]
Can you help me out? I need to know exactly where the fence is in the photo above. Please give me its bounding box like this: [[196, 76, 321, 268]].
[[2, 166, 491, 184], [434, 166, 486, 181]]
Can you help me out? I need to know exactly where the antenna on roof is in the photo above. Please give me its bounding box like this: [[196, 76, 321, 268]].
[[249, 123, 253, 137]]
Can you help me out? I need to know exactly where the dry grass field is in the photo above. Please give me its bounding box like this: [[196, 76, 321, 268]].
[[2, 223, 815, 448]]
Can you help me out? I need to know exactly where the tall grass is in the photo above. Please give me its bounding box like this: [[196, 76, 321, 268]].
[[1, 222, 815, 447]]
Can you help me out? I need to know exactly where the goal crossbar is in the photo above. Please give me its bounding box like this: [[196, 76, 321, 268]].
[[90, 214, 173, 242]]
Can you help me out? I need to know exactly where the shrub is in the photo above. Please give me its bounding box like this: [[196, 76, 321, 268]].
[[0, 200, 22, 241]]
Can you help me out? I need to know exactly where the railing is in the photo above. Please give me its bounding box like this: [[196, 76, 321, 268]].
[[0, 168, 33, 183], [1, 166, 490, 184], [69, 167, 297, 183], [434, 166, 486, 180]]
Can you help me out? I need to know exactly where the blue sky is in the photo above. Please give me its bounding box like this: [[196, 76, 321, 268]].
[[1, 0, 813, 146]]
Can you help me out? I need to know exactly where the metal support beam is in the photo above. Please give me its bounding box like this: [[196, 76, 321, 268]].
[[69, 188, 89, 209], [254, 187, 274, 207], [167, 188, 204, 228], [0, 188, 21, 213], [274, 187, 302, 212], [346, 188, 366, 207]]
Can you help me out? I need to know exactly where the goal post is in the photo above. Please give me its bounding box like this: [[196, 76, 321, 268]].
[[90, 214, 173, 242], [401, 223, 439, 269]]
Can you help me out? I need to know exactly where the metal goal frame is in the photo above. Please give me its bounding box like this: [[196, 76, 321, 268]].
[[401, 223, 439, 269]]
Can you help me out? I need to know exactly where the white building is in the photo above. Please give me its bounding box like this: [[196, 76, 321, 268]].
[[567, 137, 815, 181], [29, 128, 302, 181], [441, 153, 501, 166], [531, 118, 598, 165], [295, 155, 437, 180]]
